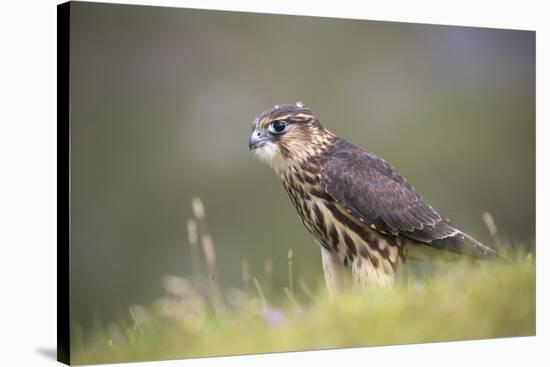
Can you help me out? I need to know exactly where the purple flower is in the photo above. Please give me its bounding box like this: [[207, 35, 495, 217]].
[[263, 306, 285, 327]]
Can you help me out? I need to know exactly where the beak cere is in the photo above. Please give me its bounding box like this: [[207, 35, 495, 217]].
[[249, 129, 267, 150]]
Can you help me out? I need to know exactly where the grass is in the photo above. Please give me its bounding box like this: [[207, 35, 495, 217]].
[[71, 199, 535, 365]]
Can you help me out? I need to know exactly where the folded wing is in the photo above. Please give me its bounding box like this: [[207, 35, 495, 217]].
[[320, 141, 498, 259]]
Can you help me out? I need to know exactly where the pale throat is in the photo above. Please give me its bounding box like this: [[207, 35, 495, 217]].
[[254, 140, 318, 176]]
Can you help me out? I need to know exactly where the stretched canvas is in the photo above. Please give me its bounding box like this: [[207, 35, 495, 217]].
[[58, 1, 535, 365]]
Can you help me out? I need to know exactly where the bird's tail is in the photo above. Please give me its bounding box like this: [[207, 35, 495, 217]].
[[461, 232, 506, 259], [432, 230, 505, 260], [407, 232, 505, 261]]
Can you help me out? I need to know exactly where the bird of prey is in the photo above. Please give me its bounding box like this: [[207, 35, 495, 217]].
[[249, 102, 499, 294]]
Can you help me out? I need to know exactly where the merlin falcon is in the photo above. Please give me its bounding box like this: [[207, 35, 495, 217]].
[[249, 103, 499, 294]]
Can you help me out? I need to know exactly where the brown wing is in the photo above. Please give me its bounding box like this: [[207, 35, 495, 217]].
[[320, 139, 498, 258]]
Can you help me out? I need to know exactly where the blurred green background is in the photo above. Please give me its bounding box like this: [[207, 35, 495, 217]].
[[69, 2, 535, 331]]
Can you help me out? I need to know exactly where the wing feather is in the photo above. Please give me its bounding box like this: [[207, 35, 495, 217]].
[[320, 139, 499, 258]]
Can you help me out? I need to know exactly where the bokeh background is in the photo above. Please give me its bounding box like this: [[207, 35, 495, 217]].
[[70, 2, 535, 332]]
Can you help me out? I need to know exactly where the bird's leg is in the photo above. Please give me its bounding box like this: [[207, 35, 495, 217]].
[[320, 246, 349, 297]]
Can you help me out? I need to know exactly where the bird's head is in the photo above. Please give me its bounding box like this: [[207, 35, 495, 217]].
[[249, 102, 332, 173]]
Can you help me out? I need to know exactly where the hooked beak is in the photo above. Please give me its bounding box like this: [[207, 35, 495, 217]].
[[249, 129, 267, 150]]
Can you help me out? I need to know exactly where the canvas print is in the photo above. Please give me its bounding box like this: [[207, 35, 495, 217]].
[[58, 1, 535, 365]]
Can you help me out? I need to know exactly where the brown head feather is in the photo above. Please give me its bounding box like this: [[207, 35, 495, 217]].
[[253, 103, 318, 129], [250, 103, 334, 173]]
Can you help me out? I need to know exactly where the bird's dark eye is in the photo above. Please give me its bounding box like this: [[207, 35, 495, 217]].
[[268, 120, 288, 134]]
